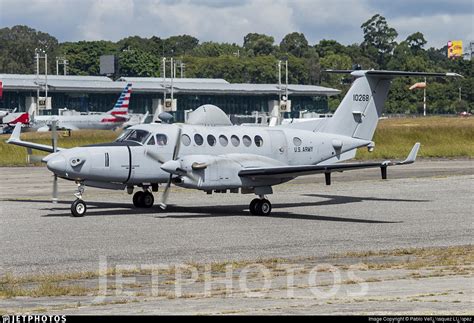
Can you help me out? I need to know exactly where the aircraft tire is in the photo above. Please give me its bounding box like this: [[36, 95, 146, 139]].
[[249, 198, 260, 215], [142, 192, 154, 208], [71, 199, 87, 217], [257, 199, 272, 216], [133, 191, 145, 208]]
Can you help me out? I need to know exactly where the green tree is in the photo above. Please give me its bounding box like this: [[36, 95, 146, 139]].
[[280, 32, 309, 58], [243, 33, 275, 56], [406, 32, 427, 53], [192, 42, 242, 57], [163, 35, 199, 56], [59, 41, 118, 75], [314, 39, 348, 58], [361, 14, 398, 68], [118, 49, 160, 77], [0, 25, 59, 74]]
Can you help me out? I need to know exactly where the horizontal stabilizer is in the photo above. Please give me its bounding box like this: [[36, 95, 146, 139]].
[[323, 69, 463, 78]]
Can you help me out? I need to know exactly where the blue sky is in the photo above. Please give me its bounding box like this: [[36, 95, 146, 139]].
[[0, 0, 472, 49]]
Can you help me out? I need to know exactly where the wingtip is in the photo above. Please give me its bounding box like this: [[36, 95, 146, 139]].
[[7, 123, 22, 143], [404, 142, 421, 164]]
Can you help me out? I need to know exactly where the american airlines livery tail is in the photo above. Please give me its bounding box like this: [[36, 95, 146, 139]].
[[107, 83, 132, 116]]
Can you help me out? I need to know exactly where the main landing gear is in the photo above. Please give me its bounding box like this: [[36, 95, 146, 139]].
[[132, 190, 154, 208], [249, 196, 272, 216]]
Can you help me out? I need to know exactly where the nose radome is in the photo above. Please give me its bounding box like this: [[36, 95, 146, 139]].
[[46, 154, 67, 175]]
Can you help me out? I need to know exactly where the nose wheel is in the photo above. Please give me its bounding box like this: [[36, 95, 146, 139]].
[[70, 182, 87, 217], [133, 191, 154, 208], [249, 198, 272, 216], [71, 199, 87, 217]]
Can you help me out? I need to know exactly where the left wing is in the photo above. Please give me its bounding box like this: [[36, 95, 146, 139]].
[[6, 123, 63, 153], [239, 143, 420, 181]]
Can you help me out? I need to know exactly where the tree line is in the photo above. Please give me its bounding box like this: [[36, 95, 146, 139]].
[[0, 14, 472, 114]]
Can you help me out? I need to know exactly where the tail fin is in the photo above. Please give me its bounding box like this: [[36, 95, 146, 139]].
[[108, 83, 132, 116], [321, 70, 462, 141], [7, 112, 29, 125]]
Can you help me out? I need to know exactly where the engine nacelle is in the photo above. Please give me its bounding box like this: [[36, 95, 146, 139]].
[[173, 155, 244, 190]]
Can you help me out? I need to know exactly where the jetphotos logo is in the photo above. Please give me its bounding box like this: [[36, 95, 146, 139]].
[[1, 315, 65, 323], [92, 256, 369, 302]]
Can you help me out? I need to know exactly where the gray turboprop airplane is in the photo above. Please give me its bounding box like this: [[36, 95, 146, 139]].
[[7, 70, 461, 217]]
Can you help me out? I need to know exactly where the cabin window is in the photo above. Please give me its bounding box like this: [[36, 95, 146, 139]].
[[194, 134, 204, 146], [156, 134, 168, 146], [293, 137, 302, 146], [181, 134, 191, 146], [242, 135, 252, 147], [219, 135, 228, 146], [231, 135, 240, 147], [207, 135, 216, 146], [254, 135, 263, 147], [147, 136, 156, 145]]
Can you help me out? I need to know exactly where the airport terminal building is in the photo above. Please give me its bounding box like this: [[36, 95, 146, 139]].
[[0, 74, 339, 121]]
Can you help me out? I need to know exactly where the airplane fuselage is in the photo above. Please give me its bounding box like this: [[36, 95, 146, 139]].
[[46, 123, 370, 191], [28, 114, 127, 131]]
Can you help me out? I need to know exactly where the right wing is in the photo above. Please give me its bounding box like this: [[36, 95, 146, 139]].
[[239, 143, 420, 180], [6, 123, 63, 153]]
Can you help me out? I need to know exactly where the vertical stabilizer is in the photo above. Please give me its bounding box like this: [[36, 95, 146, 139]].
[[322, 72, 391, 141], [108, 83, 132, 116], [321, 70, 462, 141]]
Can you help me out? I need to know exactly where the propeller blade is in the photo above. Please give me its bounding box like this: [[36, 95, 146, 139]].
[[52, 174, 58, 204], [146, 149, 167, 164], [51, 120, 58, 153], [159, 174, 173, 210], [172, 125, 182, 160], [159, 125, 183, 210], [51, 120, 58, 204]]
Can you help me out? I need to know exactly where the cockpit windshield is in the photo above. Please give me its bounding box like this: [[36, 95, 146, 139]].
[[115, 129, 151, 144]]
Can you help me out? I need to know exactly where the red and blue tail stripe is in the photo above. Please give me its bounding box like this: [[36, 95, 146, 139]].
[[110, 83, 132, 115]]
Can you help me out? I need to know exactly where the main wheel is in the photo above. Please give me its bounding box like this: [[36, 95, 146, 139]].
[[249, 198, 260, 215], [256, 199, 272, 216], [142, 191, 154, 208], [133, 191, 145, 208], [71, 199, 87, 217]]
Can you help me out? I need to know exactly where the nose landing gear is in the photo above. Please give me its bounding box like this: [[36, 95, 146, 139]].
[[249, 196, 272, 216], [71, 182, 87, 217]]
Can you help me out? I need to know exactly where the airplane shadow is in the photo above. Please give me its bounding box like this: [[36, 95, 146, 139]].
[[4, 193, 430, 224]]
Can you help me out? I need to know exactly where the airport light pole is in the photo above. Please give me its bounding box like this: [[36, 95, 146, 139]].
[[162, 57, 167, 104], [278, 60, 282, 103], [45, 53, 48, 109], [171, 57, 176, 106], [423, 77, 426, 117], [35, 48, 47, 116]]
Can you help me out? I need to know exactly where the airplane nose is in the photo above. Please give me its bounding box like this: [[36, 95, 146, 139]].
[[46, 155, 67, 175]]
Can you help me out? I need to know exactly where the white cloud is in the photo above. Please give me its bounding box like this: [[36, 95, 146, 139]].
[[0, 0, 472, 48], [391, 13, 474, 48]]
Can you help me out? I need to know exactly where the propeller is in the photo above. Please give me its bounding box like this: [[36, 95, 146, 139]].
[[51, 120, 58, 204], [159, 125, 182, 209], [144, 125, 204, 210]]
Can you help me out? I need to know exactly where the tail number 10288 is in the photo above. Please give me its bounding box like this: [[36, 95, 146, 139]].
[[353, 94, 370, 102]]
